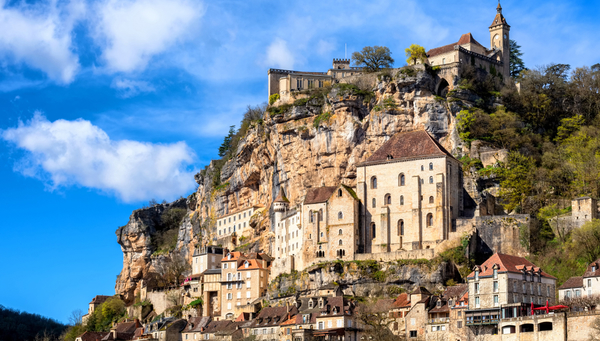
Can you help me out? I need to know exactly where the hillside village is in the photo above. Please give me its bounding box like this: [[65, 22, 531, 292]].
[[70, 3, 600, 341]]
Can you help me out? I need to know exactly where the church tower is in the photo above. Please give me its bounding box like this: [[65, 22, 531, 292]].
[[489, 1, 510, 79]]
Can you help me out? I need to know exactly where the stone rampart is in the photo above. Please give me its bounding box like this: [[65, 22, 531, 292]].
[[354, 248, 435, 262]]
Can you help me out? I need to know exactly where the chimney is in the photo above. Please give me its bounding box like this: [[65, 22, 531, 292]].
[[135, 318, 141, 329]]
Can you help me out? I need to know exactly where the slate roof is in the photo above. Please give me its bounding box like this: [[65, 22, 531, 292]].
[[584, 260, 600, 278], [90, 295, 112, 305], [274, 188, 290, 203], [559, 276, 584, 290], [202, 321, 232, 334], [361, 130, 455, 165], [411, 286, 432, 295], [77, 331, 109, 341], [250, 306, 297, 328], [114, 321, 139, 334], [304, 187, 338, 205], [467, 253, 556, 279]]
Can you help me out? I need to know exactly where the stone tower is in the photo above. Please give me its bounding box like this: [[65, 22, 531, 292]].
[[272, 188, 289, 229], [489, 1, 510, 79]]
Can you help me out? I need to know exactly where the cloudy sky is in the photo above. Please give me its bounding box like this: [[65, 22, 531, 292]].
[[0, 0, 598, 323]]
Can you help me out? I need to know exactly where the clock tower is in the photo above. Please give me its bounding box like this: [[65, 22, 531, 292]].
[[489, 1, 510, 79]]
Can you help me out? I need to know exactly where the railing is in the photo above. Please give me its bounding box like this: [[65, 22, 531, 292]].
[[428, 318, 450, 324], [466, 318, 500, 326]]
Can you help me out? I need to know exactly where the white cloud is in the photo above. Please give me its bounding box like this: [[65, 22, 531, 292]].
[[265, 38, 294, 70], [1, 113, 197, 202], [93, 0, 203, 73], [111, 78, 156, 98], [0, 0, 82, 83]]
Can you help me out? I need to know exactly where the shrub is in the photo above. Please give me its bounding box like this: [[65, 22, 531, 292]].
[[269, 93, 280, 105], [313, 111, 332, 128], [267, 104, 292, 117]]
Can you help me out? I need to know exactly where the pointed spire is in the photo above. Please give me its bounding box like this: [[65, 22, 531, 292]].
[[497, 0, 502, 14]]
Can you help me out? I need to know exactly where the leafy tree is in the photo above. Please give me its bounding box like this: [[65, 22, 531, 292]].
[[509, 39, 526, 78], [555, 115, 584, 142], [497, 152, 536, 213], [84, 297, 126, 332], [572, 219, 600, 263], [405, 44, 427, 65], [218, 125, 236, 157], [352, 46, 394, 72], [537, 204, 571, 243]]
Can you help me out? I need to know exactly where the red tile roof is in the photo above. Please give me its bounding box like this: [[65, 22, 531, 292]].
[[559, 276, 583, 290], [467, 253, 556, 279], [304, 187, 338, 205], [77, 331, 109, 341], [427, 33, 487, 58], [363, 130, 454, 164], [274, 188, 289, 203], [443, 284, 468, 299], [392, 293, 411, 308], [584, 260, 600, 278], [237, 259, 264, 270], [221, 251, 243, 262], [90, 295, 112, 305]]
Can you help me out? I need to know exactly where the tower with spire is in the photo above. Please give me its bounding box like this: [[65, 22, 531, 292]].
[[489, 1, 511, 78]]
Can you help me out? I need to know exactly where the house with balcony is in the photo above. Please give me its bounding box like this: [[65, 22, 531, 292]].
[[425, 284, 468, 341], [465, 253, 556, 338]]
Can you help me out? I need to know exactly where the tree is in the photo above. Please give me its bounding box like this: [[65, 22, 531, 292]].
[[588, 316, 600, 340], [497, 152, 537, 213], [352, 46, 394, 72], [155, 252, 191, 287], [509, 39, 526, 78], [355, 299, 404, 341], [68, 309, 83, 327], [572, 219, 600, 264], [537, 204, 571, 243], [218, 125, 236, 157], [405, 44, 427, 65]]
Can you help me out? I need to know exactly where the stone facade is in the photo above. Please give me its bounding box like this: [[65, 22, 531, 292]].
[[216, 205, 264, 238], [357, 130, 462, 254], [192, 246, 223, 275]]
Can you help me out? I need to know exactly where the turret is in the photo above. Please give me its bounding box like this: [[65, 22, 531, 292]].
[[489, 1, 510, 79]]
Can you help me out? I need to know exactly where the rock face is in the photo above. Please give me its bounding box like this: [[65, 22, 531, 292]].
[[115, 199, 187, 304], [115, 66, 474, 301]]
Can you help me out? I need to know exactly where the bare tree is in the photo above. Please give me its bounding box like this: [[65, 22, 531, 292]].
[[155, 252, 191, 287], [356, 299, 405, 341], [68, 309, 83, 326]]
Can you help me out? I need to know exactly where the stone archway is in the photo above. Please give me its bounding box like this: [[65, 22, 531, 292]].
[[436, 78, 450, 97]]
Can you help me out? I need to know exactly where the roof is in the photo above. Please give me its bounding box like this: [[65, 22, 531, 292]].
[[559, 276, 583, 290], [467, 253, 557, 279], [411, 286, 432, 295], [304, 186, 338, 205], [443, 284, 468, 299], [221, 251, 243, 262], [77, 332, 109, 341], [183, 317, 211, 333], [114, 321, 138, 334], [90, 295, 112, 305], [362, 130, 455, 165], [237, 258, 265, 271], [202, 320, 232, 334], [457, 33, 485, 48], [274, 188, 289, 203], [489, 4, 509, 28], [250, 306, 297, 328], [584, 260, 600, 278], [428, 33, 488, 58], [392, 293, 411, 308], [203, 268, 221, 275]]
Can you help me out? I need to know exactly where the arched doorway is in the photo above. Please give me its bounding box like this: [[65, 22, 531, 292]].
[[437, 78, 449, 97]]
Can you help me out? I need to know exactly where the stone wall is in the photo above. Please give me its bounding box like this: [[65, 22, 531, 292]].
[[474, 215, 530, 257], [146, 288, 183, 316], [354, 249, 434, 262], [566, 311, 600, 341]]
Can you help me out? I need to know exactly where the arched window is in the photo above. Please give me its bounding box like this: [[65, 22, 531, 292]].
[[339, 239, 343, 246], [385, 194, 391, 205], [398, 220, 404, 236], [227, 273, 232, 281], [399, 174, 405, 186], [371, 177, 377, 189], [372, 198, 376, 208], [421, 165, 424, 171], [319, 209, 323, 221], [338, 229, 343, 235], [400, 195, 404, 205], [338, 189, 343, 197], [371, 223, 376, 239], [427, 213, 433, 227], [429, 196, 434, 204], [429, 162, 433, 170], [338, 212, 343, 220], [309, 211, 313, 223], [429, 176, 433, 184]]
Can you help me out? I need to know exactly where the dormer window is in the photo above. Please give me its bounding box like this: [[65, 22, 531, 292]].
[[308, 300, 314, 309], [227, 253, 232, 260], [437, 300, 441, 307], [319, 299, 324, 308], [245, 261, 249, 268], [593, 265, 597, 272], [474, 270, 479, 281]]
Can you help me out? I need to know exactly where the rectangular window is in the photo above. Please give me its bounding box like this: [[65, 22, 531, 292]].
[[493, 269, 498, 279], [513, 281, 517, 292], [493, 281, 498, 292], [237, 292, 241, 299], [475, 283, 479, 293], [410, 331, 417, 338], [523, 283, 527, 293], [547, 286, 551, 296], [538, 284, 541, 295], [296, 79, 302, 90], [223, 263, 228, 269], [246, 291, 251, 298], [494, 295, 499, 306], [457, 321, 462, 328], [589, 279, 592, 287], [475, 297, 480, 308]]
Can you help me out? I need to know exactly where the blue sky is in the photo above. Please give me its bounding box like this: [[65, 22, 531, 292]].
[[0, 0, 598, 324]]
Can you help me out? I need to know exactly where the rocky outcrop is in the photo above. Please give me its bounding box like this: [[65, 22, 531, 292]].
[[116, 66, 477, 302]]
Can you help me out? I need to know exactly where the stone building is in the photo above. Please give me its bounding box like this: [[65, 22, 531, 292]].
[[465, 253, 556, 337], [571, 196, 598, 229], [246, 306, 297, 340], [356, 130, 462, 254], [425, 284, 468, 341], [220, 251, 271, 320], [216, 205, 264, 238], [272, 189, 303, 275], [426, 3, 511, 96], [267, 58, 363, 99], [192, 246, 223, 275], [302, 185, 360, 268], [558, 277, 583, 301], [405, 287, 433, 340], [81, 295, 112, 324], [560, 259, 600, 301]]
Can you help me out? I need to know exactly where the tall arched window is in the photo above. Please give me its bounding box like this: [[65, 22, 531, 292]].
[[398, 220, 404, 236], [339, 239, 343, 246], [429, 176, 434, 184], [399, 174, 405, 186], [338, 229, 343, 235], [338, 189, 343, 197], [372, 198, 376, 208], [338, 212, 343, 220], [400, 195, 404, 205], [227, 273, 232, 281], [309, 211, 313, 223], [429, 196, 434, 204], [385, 194, 391, 205], [371, 177, 377, 189], [319, 209, 323, 221], [429, 162, 433, 170], [427, 213, 433, 227], [371, 223, 376, 239], [421, 165, 424, 171]]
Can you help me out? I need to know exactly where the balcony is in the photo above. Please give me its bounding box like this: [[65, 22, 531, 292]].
[[428, 318, 450, 324], [466, 318, 500, 326]]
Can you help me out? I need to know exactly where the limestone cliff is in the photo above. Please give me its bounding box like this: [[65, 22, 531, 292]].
[[116, 65, 479, 302]]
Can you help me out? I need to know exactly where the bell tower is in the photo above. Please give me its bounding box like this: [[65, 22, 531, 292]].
[[489, 1, 510, 79]]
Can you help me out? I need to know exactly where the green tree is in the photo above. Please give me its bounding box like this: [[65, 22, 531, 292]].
[[555, 115, 584, 142], [218, 125, 236, 157], [405, 44, 427, 65], [572, 219, 600, 263], [537, 204, 571, 243], [497, 152, 536, 212], [509, 39, 526, 78], [351, 46, 394, 72]]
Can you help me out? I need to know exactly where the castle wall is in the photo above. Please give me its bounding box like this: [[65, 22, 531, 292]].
[[475, 215, 530, 257], [566, 311, 600, 340]]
